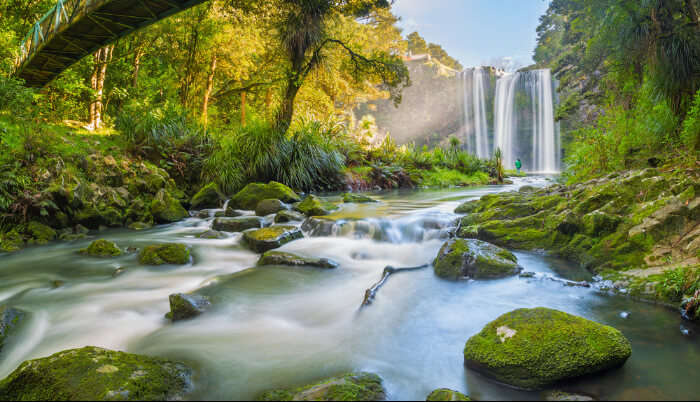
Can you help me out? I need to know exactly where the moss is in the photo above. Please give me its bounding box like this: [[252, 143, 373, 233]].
[[464, 308, 632, 390], [138, 244, 190, 265], [274, 210, 306, 223], [230, 182, 301, 210], [433, 239, 521, 280], [582, 211, 623, 237], [255, 199, 288, 216], [342, 193, 378, 203], [295, 195, 338, 217], [79, 239, 122, 257], [26, 222, 57, 245], [168, 293, 211, 321], [212, 216, 264, 233], [190, 182, 223, 209], [426, 388, 471, 401], [257, 372, 385, 401], [150, 189, 188, 224], [0, 230, 25, 253], [0, 346, 192, 401], [243, 226, 303, 253]]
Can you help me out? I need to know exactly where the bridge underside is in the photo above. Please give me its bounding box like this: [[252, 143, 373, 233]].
[[17, 0, 207, 87]]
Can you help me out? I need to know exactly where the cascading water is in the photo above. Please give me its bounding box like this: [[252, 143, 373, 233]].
[[493, 73, 520, 170], [460, 68, 490, 159], [528, 69, 558, 173]]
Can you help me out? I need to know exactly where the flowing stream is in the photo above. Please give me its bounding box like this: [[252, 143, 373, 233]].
[[0, 177, 698, 400]]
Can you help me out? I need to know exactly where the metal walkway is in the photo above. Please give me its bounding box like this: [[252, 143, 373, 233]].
[[15, 0, 207, 87]]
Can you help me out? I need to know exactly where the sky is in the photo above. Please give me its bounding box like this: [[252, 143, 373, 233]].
[[392, 0, 550, 70]]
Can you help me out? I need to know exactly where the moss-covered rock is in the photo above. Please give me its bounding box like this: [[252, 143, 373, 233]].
[[230, 182, 301, 210], [198, 230, 226, 239], [257, 251, 338, 269], [79, 239, 122, 257], [168, 293, 211, 321], [0, 346, 192, 401], [26, 222, 57, 245], [543, 390, 595, 401], [190, 182, 224, 209], [464, 308, 632, 390], [433, 239, 521, 280], [257, 372, 385, 401], [274, 210, 306, 223], [139, 244, 190, 265], [426, 388, 470, 401], [0, 306, 26, 354], [255, 199, 288, 216], [0, 230, 24, 253], [300, 217, 338, 237], [150, 189, 188, 224], [295, 195, 338, 217], [582, 211, 622, 237], [342, 193, 378, 203], [212, 216, 264, 233], [243, 226, 303, 253]]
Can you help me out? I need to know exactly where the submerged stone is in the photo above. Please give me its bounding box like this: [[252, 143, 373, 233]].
[[212, 216, 264, 233], [198, 230, 226, 239], [168, 293, 211, 321], [342, 193, 378, 203], [127, 222, 152, 231], [426, 388, 471, 401], [463, 308, 632, 390], [257, 372, 385, 401], [0, 306, 26, 354], [255, 199, 288, 216], [190, 182, 224, 209], [150, 189, 188, 224], [295, 195, 338, 217], [79, 239, 122, 257], [433, 239, 521, 280], [243, 226, 303, 253], [230, 182, 300, 210], [274, 210, 306, 223], [0, 346, 192, 401], [139, 244, 190, 265], [257, 251, 338, 269]]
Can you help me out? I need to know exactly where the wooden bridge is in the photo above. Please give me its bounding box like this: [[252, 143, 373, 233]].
[[15, 0, 207, 87]]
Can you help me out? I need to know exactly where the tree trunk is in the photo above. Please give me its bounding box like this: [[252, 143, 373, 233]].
[[132, 46, 144, 88], [276, 79, 301, 130], [686, 0, 700, 25], [241, 91, 247, 126], [93, 45, 113, 130], [88, 48, 101, 129], [202, 53, 217, 127]]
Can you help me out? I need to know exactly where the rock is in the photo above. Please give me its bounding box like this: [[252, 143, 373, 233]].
[[543, 391, 596, 401], [223, 207, 250, 217], [198, 230, 226, 239], [258, 251, 338, 269], [26, 222, 56, 245], [0, 346, 192, 401], [196, 210, 211, 219], [681, 294, 699, 321], [464, 308, 632, 390], [0, 306, 26, 354], [518, 185, 537, 193], [455, 200, 479, 214], [342, 193, 378, 203], [229, 182, 300, 210], [138, 244, 190, 265], [519, 271, 536, 278], [426, 388, 471, 401], [433, 239, 521, 280], [75, 224, 90, 235], [257, 372, 385, 401], [582, 211, 622, 237], [79, 239, 122, 257], [243, 226, 303, 253], [301, 217, 338, 237], [295, 195, 338, 217], [190, 182, 224, 209], [274, 210, 306, 223], [168, 293, 211, 321], [150, 189, 188, 224], [212, 216, 264, 233], [255, 199, 288, 216], [127, 222, 151, 231]]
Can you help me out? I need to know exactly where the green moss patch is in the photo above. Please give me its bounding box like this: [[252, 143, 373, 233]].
[[138, 244, 190, 265], [79, 239, 122, 257], [190, 182, 224, 209], [230, 182, 300, 210], [295, 195, 338, 217], [426, 388, 471, 401], [257, 372, 385, 401], [433, 239, 521, 280]]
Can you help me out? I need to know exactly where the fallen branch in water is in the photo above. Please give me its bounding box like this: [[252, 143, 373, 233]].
[[361, 264, 429, 307]]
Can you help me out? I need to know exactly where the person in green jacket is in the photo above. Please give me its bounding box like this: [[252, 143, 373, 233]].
[[515, 158, 522, 174]]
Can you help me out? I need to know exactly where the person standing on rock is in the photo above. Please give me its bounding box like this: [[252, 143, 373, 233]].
[[515, 158, 522, 174]]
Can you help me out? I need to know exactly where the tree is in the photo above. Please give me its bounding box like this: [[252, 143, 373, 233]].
[[407, 31, 428, 55]]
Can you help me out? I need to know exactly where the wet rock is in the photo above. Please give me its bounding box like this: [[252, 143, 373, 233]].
[[223, 207, 251, 217], [301, 217, 338, 237], [433, 239, 522, 280], [190, 182, 224, 209], [255, 199, 288, 216], [426, 388, 471, 401], [342, 193, 378, 203], [197, 210, 211, 219], [150, 189, 188, 224], [168, 293, 211, 321], [243, 226, 303, 253], [464, 308, 632, 390], [274, 210, 306, 223], [519, 271, 536, 278], [257, 372, 385, 401], [0, 346, 192, 401], [0, 306, 26, 353], [79, 239, 122, 257], [258, 251, 338, 269], [212, 216, 264, 233], [295, 195, 338, 217], [518, 185, 537, 193], [26, 221, 56, 245], [229, 182, 300, 210], [680, 325, 693, 337], [127, 222, 151, 231], [138, 244, 190, 265], [0, 231, 24, 253], [543, 391, 596, 401], [198, 230, 226, 239], [112, 268, 126, 277], [582, 211, 622, 237], [454, 200, 479, 214], [619, 311, 630, 319]]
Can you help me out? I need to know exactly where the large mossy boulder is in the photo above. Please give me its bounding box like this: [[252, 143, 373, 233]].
[[342, 193, 378, 204], [0, 306, 26, 354], [426, 388, 470, 401], [79, 239, 122, 257], [258, 251, 338, 269], [139, 244, 190, 265], [0, 346, 192, 401], [190, 182, 224, 209], [212, 216, 264, 233], [257, 372, 385, 401], [150, 189, 188, 224], [295, 195, 338, 217], [26, 221, 57, 245], [230, 182, 300, 210], [463, 308, 632, 390], [433, 239, 521, 280], [168, 293, 211, 321], [256, 199, 288, 216], [243, 226, 303, 253]]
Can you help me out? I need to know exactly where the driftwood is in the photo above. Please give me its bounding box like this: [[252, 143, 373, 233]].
[[361, 264, 429, 307]]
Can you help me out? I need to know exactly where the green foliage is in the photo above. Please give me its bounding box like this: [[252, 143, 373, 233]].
[[680, 88, 700, 153]]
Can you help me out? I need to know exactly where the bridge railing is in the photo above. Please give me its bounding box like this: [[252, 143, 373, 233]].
[[16, 0, 93, 70]]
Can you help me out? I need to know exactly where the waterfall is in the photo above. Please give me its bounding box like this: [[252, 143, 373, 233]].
[[528, 69, 558, 173], [460, 68, 489, 159], [494, 73, 519, 170]]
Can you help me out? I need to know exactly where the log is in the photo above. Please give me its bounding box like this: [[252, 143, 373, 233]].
[[361, 264, 429, 307]]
